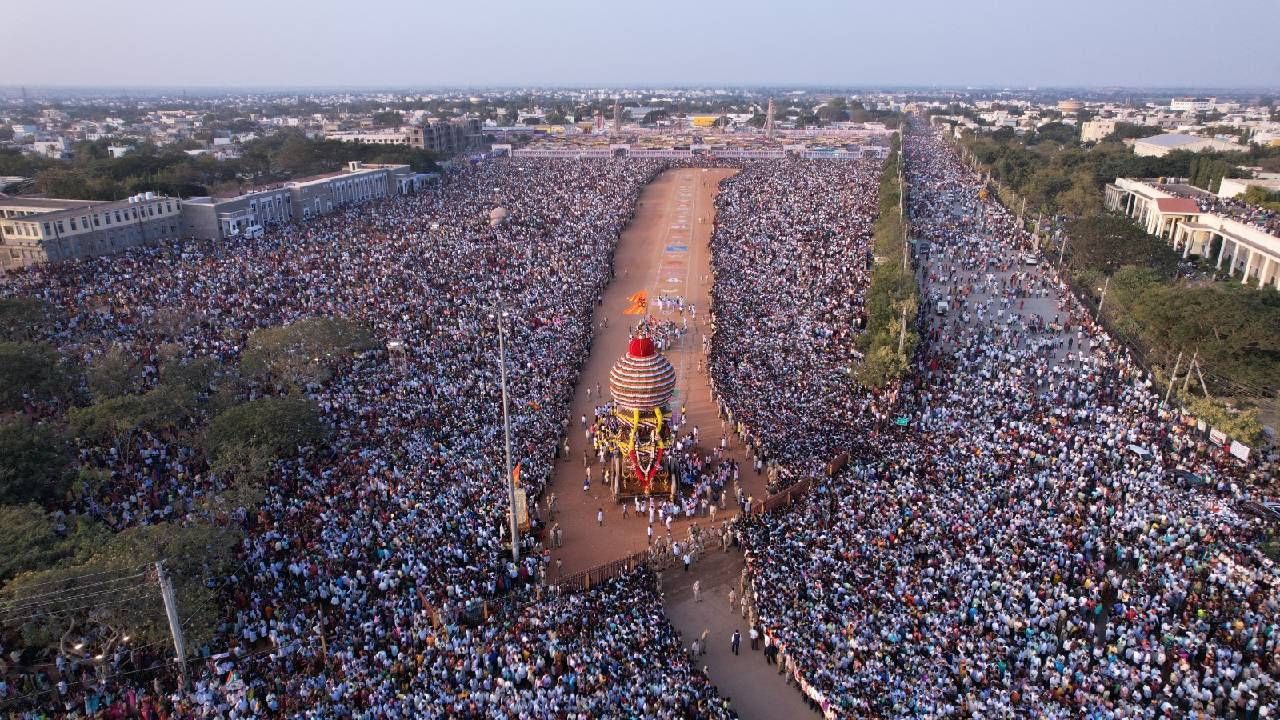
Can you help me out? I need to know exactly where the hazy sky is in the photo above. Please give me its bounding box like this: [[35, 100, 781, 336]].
[[6, 0, 1279, 89]]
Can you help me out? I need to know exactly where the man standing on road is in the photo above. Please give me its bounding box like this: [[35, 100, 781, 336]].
[[749, 625, 760, 651], [597, 507, 604, 527], [731, 630, 741, 656], [692, 579, 702, 602]]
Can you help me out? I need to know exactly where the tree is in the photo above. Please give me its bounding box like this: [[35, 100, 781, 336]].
[[0, 505, 105, 582], [1, 519, 240, 654], [1030, 122, 1078, 145], [1183, 397, 1264, 446], [641, 110, 668, 125], [1057, 170, 1104, 217], [0, 342, 75, 412], [1063, 216, 1180, 278], [0, 419, 73, 505], [372, 111, 404, 127], [1102, 123, 1157, 142], [205, 395, 330, 480], [68, 384, 201, 445], [240, 317, 375, 389], [87, 345, 144, 400], [0, 297, 56, 342]]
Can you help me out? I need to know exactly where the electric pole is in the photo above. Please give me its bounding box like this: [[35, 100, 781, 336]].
[[898, 304, 908, 354], [1095, 276, 1110, 323], [1194, 359, 1211, 398], [1163, 351, 1183, 408], [493, 300, 520, 562], [155, 561, 189, 690], [1182, 350, 1199, 395]]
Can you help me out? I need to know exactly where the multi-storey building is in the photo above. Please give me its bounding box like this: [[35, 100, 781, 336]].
[[0, 193, 183, 272], [181, 162, 428, 242]]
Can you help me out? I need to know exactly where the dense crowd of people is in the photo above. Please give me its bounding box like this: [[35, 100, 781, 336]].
[[732, 124, 1278, 718], [706, 159, 882, 479], [5, 129, 1277, 719], [3, 158, 736, 717], [1157, 183, 1280, 236]]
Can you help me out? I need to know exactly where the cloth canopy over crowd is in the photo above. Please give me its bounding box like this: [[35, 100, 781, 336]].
[[730, 125, 1279, 718], [3, 158, 736, 718]]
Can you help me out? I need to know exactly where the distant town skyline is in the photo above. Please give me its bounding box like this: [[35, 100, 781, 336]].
[[6, 0, 1280, 89]]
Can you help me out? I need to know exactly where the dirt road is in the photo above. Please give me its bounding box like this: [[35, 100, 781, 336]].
[[545, 168, 776, 577]]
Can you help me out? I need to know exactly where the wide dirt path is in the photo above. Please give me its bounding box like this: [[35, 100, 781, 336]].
[[546, 168, 769, 576], [661, 551, 822, 720], [542, 167, 821, 720]]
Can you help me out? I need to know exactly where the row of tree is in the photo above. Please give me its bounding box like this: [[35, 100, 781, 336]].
[[857, 138, 920, 389], [0, 304, 371, 656], [0, 129, 440, 201]]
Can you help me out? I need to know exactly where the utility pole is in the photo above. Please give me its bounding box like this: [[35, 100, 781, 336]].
[[1163, 351, 1183, 408], [1095, 276, 1110, 324], [1057, 233, 1069, 266], [1194, 359, 1211, 398], [155, 561, 189, 690], [1182, 350, 1198, 395], [493, 300, 520, 562], [898, 304, 907, 354]]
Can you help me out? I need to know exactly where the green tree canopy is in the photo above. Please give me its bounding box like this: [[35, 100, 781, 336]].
[[240, 316, 375, 388], [0, 342, 75, 412], [86, 345, 144, 400], [0, 297, 58, 342], [1063, 216, 1181, 278], [0, 419, 73, 505], [205, 395, 330, 480], [0, 520, 240, 654], [0, 505, 105, 583]]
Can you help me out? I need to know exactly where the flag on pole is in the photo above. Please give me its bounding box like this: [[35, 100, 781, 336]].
[[623, 290, 648, 315]]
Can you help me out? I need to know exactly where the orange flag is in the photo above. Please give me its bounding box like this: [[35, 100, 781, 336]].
[[623, 290, 648, 315]]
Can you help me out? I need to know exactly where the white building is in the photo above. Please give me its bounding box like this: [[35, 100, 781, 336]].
[[1218, 177, 1280, 199], [1132, 133, 1244, 158], [325, 128, 414, 146], [1105, 178, 1280, 289], [32, 138, 72, 159], [1170, 97, 1216, 112]]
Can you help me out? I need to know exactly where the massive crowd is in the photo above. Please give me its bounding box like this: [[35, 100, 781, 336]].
[[1157, 183, 1280, 236], [706, 158, 882, 479], [5, 127, 1277, 719], [3, 158, 736, 717], [732, 124, 1278, 718]]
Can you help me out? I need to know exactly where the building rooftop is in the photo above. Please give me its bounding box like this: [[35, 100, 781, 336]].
[[1136, 133, 1202, 148], [1155, 197, 1200, 214], [0, 195, 104, 211]]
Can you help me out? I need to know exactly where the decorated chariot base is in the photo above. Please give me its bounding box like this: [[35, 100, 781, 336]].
[[603, 335, 678, 498]]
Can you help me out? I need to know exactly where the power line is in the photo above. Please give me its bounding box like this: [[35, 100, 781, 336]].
[[0, 573, 153, 618], [0, 571, 152, 612], [1, 588, 162, 625], [0, 561, 155, 595]]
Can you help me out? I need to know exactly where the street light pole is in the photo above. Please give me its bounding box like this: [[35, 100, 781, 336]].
[[1095, 276, 1110, 324], [493, 302, 520, 562]]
